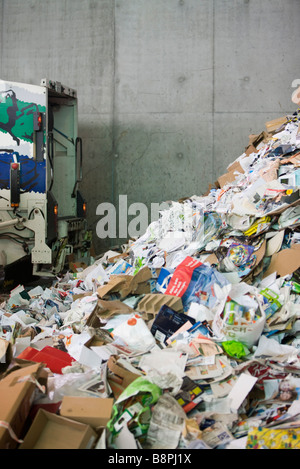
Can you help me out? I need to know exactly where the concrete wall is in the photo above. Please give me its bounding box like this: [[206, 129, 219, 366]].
[[1, 0, 300, 253]]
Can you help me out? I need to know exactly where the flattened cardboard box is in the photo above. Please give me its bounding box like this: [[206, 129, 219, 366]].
[[263, 243, 300, 278], [217, 161, 245, 188], [265, 116, 288, 134], [0, 362, 46, 449], [60, 396, 114, 429], [19, 409, 97, 449]]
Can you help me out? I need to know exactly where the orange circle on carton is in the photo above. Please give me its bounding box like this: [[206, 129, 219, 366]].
[[128, 318, 137, 326]]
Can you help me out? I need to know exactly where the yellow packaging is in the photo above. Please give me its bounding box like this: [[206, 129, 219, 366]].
[[246, 426, 300, 449]]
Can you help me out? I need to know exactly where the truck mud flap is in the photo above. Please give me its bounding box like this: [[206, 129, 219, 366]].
[[0, 255, 38, 292]]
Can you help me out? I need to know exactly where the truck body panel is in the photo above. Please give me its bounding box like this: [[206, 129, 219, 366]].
[[0, 78, 90, 288]]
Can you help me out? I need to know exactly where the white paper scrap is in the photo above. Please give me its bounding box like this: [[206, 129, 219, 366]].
[[227, 373, 257, 411]]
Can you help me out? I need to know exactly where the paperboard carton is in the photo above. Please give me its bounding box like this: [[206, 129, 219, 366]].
[[0, 362, 46, 449], [60, 396, 114, 429], [107, 355, 140, 399], [0, 338, 12, 374], [19, 409, 97, 449], [137, 293, 183, 317]]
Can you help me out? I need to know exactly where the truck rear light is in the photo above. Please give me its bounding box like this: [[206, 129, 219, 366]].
[[76, 191, 86, 218], [33, 111, 43, 131], [47, 192, 58, 244]]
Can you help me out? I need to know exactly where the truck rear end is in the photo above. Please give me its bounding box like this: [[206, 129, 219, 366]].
[[0, 78, 91, 289]]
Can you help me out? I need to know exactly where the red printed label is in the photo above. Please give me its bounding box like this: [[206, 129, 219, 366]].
[[165, 256, 202, 298]]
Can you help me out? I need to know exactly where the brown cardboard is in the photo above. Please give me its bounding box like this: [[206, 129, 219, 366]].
[[217, 161, 244, 188], [248, 131, 270, 148], [0, 362, 46, 449], [205, 253, 219, 265], [227, 160, 245, 174], [84, 335, 107, 348], [280, 151, 300, 166], [245, 131, 270, 156], [97, 275, 129, 298], [72, 291, 93, 301], [0, 338, 12, 374], [263, 244, 300, 279], [86, 299, 134, 328], [69, 261, 88, 273], [265, 116, 288, 134], [97, 267, 161, 300], [60, 396, 114, 429], [253, 240, 267, 267], [137, 293, 183, 317], [245, 143, 259, 156], [113, 268, 153, 298], [107, 355, 140, 399], [132, 280, 152, 295], [133, 266, 157, 283], [107, 252, 129, 264], [19, 409, 97, 449], [126, 267, 160, 295], [0, 358, 44, 379]]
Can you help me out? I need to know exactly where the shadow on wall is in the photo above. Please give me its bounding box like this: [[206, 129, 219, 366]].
[[77, 111, 282, 256], [77, 120, 113, 256], [78, 119, 214, 255]]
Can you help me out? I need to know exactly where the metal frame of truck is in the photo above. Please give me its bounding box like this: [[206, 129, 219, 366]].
[[0, 78, 90, 289]]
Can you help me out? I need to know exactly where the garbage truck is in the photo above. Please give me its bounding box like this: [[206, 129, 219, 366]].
[[0, 78, 91, 289]]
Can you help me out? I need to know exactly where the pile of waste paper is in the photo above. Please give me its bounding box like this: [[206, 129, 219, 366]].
[[2, 111, 300, 450]]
